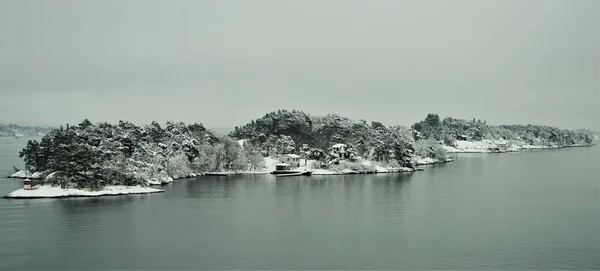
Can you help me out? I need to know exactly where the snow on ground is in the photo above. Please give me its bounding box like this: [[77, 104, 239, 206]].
[[10, 170, 30, 178], [9, 170, 43, 179], [442, 139, 588, 153], [264, 157, 280, 172], [374, 165, 389, 173], [235, 156, 281, 174], [443, 140, 497, 153], [6, 185, 164, 198], [414, 157, 437, 165], [443, 140, 514, 153], [238, 157, 408, 175], [309, 159, 414, 175], [237, 139, 246, 149], [171, 173, 201, 180], [360, 160, 390, 173], [146, 176, 174, 185], [236, 156, 435, 176], [311, 169, 337, 175], [8, 170, 42, 179]]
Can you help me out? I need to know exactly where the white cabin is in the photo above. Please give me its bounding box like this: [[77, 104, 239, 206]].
[[331, 144, 347, 159], [279, 154, 300, 167]]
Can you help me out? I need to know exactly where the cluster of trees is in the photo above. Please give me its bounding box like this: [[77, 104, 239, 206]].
[[19, 120, 250, 189], [412, 114, 593, 146], [0, 123, 52, 137], [575, 129, 599, 140], [230, 110, 447, 168]]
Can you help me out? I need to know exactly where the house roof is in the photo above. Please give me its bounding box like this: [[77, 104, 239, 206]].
[[275, 163, 291, 166], [281, 154, 300, 158], [332, 143, 346, 148]]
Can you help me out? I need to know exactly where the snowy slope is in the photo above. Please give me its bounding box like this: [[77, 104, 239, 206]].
[[8, 170, 42, 179]]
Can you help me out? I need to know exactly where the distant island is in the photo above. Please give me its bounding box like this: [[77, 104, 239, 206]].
[[6, 110, 594, 198], [575, 129, 600, 141], [0, 123, 53, 138]]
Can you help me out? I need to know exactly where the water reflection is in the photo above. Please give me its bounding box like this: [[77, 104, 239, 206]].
[[274, 177, 304, 205], [25, 195, 143, 270], [186, 176, 238, 199], [340, 176, 366, 215], [56, 196, 138, 236], [369, 173, 413, 223]]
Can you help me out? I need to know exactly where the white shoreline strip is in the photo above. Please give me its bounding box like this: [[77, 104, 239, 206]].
[[6, 185, 164, 199]]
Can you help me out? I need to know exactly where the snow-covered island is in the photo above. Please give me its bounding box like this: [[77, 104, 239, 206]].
[[0, 123, 52, 138], [6, 111, 594, 198], [8, 120, 218, 198], [5, 170, 166, 199], [6, 185, 164, 199], [229, 111, 592, 174]]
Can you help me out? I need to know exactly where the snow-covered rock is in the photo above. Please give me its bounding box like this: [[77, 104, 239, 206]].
[[340, 169, 356, 174], [146, 176, 173, 185], [374, 165, 389, 173], [311, 169, 337, 175], [414, 157, 437, 165], [6, 185, 164, 198], [9, 170, 34, 179]]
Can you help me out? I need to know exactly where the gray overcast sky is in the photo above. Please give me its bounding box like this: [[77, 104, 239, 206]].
[[0, 0, 598, 131]]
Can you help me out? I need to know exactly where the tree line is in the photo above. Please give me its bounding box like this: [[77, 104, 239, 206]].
[[229, 110, 445, 168], [19, 120, 254, 190], [411, 113, 593, 146]]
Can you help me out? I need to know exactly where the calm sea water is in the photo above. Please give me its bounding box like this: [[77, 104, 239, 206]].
[[1, 137, 599, 270]]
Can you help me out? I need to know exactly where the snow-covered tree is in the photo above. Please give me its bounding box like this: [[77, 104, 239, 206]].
[[18, 119, 245, 189]]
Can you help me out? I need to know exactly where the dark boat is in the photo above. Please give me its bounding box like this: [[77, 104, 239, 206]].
[[270, 163, 301, 174], [275, 171, 312, 177], [204, 172, 232, 176], [275, 172, 303, 177], [270, 170, 302, 174]]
